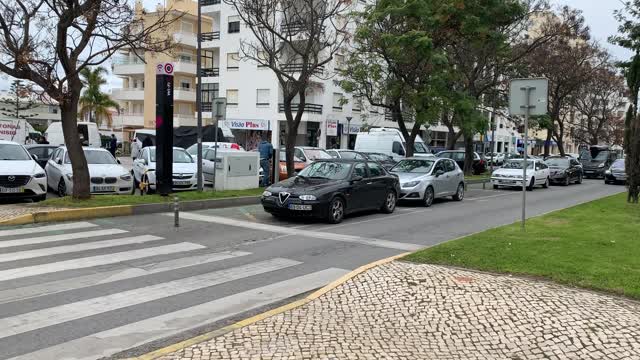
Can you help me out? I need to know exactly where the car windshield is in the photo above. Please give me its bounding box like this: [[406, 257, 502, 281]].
[[612, 159, 625, 169], [503, 160, 534, 169], [0, 144, 32, 160], [593, 151, 610, 161], [186, 144, 198, 155], [150, 149, 193, 163], [297, 161, 352, 180], [544, 158, 569, 167], [366, 153, 391, 162], [65, 150, 116, 164], [279, 152, 303, 162], [391, 159, 435, 173], [304, 149, 333, 160]]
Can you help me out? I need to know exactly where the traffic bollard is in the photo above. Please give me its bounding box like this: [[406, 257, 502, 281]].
[[174, 196, 179, 228]]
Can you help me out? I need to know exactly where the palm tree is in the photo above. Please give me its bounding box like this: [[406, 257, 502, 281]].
[[79, 67, 119, 128]]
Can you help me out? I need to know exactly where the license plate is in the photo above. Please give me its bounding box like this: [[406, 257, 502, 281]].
[[289, 204, 312, 211], [499, 180, 517, 184], [173, 180, 191, 186], [585, 170, 594, 173], [0, 187, 23, 193], [92, 186, 115, 192]]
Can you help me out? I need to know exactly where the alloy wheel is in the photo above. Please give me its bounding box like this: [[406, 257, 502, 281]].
[[57, 179, 66, 197], [424, 187, 434, 207], [330, 198, 344, 223], [454, 184, 464, 201], [383, 192, 396, 213]]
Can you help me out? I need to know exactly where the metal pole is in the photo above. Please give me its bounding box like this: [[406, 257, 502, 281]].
[[490, 114, 496, 172], [196, 0, 203, 191], [212, 113, 219, 191], [521, 86, 533, 231], [173, 196, 179, 228]]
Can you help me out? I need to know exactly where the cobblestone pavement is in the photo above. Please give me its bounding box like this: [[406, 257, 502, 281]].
[[0, 203, 67, 222], [156, 261, 640, 360]]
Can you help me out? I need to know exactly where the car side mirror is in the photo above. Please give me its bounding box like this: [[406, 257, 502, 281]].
[[435, 169, 445, 177], [31, 154, 38, 161], [57, 159, 62, 165], [351, 175, 363, 183], [116, 159, 121, 164]]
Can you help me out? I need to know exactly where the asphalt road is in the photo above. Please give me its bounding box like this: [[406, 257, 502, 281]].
[[0, 180, 625, 360]]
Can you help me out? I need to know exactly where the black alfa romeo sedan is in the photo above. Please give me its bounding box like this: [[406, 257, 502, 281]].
[[261, 159, 401, 224]]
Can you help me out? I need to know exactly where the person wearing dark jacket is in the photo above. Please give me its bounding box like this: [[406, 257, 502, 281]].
[[109, 134, 118, 157], [142, 136, 153, 148], [258, 135, 274, 187]]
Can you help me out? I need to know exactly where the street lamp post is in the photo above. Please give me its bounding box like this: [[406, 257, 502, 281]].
[[196, 0, 203, 191], [346, 116, 352, 149]]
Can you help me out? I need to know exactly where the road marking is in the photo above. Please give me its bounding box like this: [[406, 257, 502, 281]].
[[171, 212, 422, 251], [7, 268, 348, 360], [0, 258, 300, 339], [0, 235, 164, 263], [0, 251, 251, 304], [0, 242, 205, 282], [0, 228, 128, 249], [0, 222, 97, 238], [466, 192, 518, 201]]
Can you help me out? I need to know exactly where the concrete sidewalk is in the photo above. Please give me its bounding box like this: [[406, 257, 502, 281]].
[[154, 261, 640, 360]]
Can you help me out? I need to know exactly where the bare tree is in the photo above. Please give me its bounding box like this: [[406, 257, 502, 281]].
[[225, 0, 349, 176], [571, 64, 627, 146], [0, 79, 39, 123], [0, 0, 176, 199]]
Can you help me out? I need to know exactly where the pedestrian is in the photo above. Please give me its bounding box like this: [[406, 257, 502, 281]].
[[142, 136, 152, 149], [131, 137, 141, 160], [258, 134, 274, 187], [109, 134, 117, 157], [25, 136, 33, 145]]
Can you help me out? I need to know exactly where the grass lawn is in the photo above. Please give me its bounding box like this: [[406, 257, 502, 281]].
[[405, 193, 640, 299], [39, 188, 263, 208], [466, 173, 491, 181]]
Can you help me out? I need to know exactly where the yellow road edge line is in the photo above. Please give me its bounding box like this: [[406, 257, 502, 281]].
[[0, 213, 35, 226], [130, 252, 411, 360]]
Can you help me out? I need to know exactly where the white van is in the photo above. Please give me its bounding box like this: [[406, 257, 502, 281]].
[[44, 121, 101, 148], [354, 128, 432, 160]]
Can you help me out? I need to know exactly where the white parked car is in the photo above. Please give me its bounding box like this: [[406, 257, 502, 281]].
[[45, 147, 133, 196], [132, 146, 199, 192], [186, 142, 243, 161], [0, 140, 47, 202], [491, 159, 550, 191]]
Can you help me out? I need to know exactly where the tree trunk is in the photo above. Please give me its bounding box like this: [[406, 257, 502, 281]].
[[463, 134, 475, 175], [446, 127, 458, 150], [60, 99, 91, 199], [544, 130, 552, 157], [283, 92, 304, 177], [626, 105, 640, 203]]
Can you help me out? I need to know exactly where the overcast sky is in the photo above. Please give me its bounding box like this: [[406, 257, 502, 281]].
[[0, 0, 634, 91]]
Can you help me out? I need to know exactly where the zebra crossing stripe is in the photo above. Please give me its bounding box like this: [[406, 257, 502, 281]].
[[6, 268, 349, 360], [0, 242, 205, 282], [0, 258, 301, 339], [0, 235, 164, 263], [0, 222, 97, 238], [0, 251, 251, 304], [0, 228, 128, 249]]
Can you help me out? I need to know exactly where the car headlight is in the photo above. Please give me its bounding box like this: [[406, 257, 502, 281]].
[[65, 173, 73, 180], [34, 172, 46, 179], [120, 174, 132, 181], [262, 191, 272, 197], [402, 181, 421, 188], [605, 170, 611, 175], [598, 163, 605, 168], [299, 195, 317, 201]]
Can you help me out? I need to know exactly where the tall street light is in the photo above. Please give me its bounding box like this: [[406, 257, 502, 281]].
[[196, 0, 204, 191]]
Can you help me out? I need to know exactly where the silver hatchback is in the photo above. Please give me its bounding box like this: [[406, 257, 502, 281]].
[[391, 157, 465, 207]]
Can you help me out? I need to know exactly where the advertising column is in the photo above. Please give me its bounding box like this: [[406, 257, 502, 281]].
[[155, 62, 174, 196]]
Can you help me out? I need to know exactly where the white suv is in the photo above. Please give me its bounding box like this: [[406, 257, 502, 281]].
[[0, 140, 47, 202]]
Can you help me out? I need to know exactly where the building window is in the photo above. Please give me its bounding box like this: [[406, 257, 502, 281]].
[[226, 89, 239, 106], [256, 89, 270, 106], [353, 96, 362, 112], [335, 54, 345, 70], [180, 80, 191, 90], [181, 20, 194, 33], [228, 16, 240, 33], [201, 83, 219, 111], [179, 54, 193, 63], [332, 93, 343, 111], [227, 52, 240, 70]]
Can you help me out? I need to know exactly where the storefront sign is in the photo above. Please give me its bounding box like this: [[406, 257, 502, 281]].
[[348, 124, 360, 134], [223, 119, 270, 130], [326, 119, 338, 136]]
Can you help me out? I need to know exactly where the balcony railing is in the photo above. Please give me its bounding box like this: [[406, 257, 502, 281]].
[[200, 31, 221, 41], [200, 68, 220, 77], [278, 103, 323, 114], [200, 0, 220, 5], [281, 22, 325, 35], [200, 103, 212, 112], [282, 63, 324, 75]]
